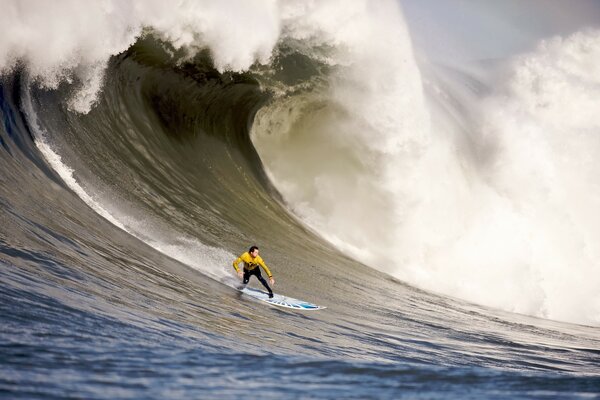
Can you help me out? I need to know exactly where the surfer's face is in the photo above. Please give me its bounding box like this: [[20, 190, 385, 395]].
[[250, 249, 259, 258]]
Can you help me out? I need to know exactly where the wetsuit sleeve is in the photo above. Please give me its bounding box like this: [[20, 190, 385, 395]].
[[258, 258, 273, 278], [232, 255, 243, 273]]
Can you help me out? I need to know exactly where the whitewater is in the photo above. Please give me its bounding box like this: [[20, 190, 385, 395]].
[[1, 0, 599, 398]]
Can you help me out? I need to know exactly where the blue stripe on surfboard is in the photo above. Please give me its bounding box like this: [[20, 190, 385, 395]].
[[240, 287, 325, 310]]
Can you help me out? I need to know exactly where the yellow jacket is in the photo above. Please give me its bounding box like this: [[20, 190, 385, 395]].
[[233, 252, 273, 278]]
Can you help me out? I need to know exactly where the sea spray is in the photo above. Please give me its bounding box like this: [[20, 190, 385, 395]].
[[252, 9, 600, 325]]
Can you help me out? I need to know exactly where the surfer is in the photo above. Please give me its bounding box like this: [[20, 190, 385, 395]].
[[233, 246, 275, 298]]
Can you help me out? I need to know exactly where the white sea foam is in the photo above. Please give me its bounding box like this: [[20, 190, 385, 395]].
[[1, 0, 281, 112], [253, 6, 600, 326], [383, 31, 600, 326]]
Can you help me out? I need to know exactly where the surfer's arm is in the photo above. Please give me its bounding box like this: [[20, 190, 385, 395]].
[[232, 255, 243, 273], [258, 259, 273, 278]]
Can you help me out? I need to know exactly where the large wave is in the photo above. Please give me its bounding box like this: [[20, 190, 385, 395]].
[[2, 0, 600, 326]]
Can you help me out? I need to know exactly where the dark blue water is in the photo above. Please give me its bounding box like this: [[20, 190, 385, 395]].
[[3, 276, 599, 399]]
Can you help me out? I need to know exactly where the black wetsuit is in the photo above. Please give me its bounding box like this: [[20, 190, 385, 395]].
[[243, 266, 273, 297]]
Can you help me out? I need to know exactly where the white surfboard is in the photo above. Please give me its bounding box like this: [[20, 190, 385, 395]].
[[240, 287, 325, 310]]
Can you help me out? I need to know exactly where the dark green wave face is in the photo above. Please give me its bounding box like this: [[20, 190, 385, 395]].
[[19, 34, 378, 316], [30, 36, 332, 251], [1, 32, 600, 399]]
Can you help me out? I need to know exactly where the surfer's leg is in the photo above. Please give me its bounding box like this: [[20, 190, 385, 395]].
[[254, 269, 273, 298], [242, 268, 251, 285]]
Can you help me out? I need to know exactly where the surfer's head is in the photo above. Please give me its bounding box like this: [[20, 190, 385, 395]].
[[249, 246, 259, 258]]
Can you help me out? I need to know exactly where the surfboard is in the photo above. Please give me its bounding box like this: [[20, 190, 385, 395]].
[[240, 287, 325, 310]]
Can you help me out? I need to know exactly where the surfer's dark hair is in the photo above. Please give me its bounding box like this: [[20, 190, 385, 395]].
[[249, 246, 259, 253]]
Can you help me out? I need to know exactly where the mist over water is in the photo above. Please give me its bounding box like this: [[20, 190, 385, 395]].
[[252, 1, 600, 326]]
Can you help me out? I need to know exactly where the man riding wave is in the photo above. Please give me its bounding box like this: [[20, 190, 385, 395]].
[[233, 246, 275, 298]]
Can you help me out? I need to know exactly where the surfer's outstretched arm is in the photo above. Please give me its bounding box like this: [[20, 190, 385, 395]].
[[258, 259, 275, 285], [232, 255, 244, 278]]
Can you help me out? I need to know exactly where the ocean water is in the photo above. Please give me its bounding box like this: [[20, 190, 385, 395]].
[[1, 1, 599, 398]]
